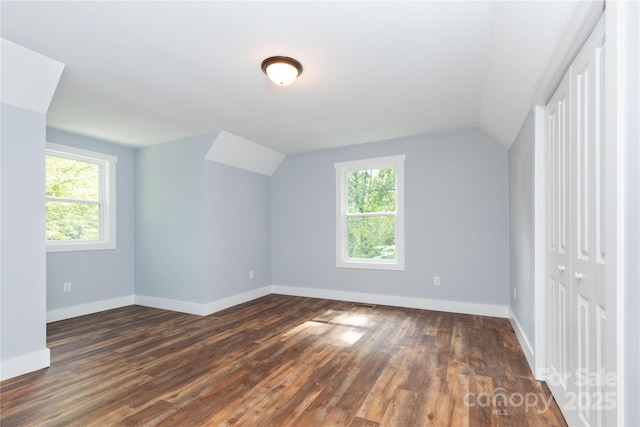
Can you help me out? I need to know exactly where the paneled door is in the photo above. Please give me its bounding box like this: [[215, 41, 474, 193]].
[[545, 16, 606, 427], [545, 70, 573, 422], [570, 18, 606, 427]]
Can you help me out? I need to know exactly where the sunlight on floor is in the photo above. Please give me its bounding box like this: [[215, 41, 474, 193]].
[[335, 314, 370, 327], [337, 330, 365, 345]]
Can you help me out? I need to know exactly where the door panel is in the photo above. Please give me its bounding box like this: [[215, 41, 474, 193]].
[[545, 71, 572, 407], [569, 17, 606, 426], [545, 16, 606, 427]]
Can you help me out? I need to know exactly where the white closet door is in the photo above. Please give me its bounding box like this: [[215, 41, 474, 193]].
[[545, 70, 573, 416], [545, 15, 606, 427], [570, 18, 606, 427]]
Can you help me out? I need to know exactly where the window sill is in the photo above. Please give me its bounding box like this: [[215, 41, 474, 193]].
[[337, 259, 405, 271], [46, 241, 116, 253]]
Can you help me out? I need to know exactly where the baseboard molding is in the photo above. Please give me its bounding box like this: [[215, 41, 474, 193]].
[[45, 286, 509, 324], [134, 294, 208, 316], [27, 287, 511, 385], [509, 308, 536, 374], [202, 287, 272, 315], [134, 286, 272, 317], [271, 285, 510, 318], [47, 295, 135, 323], [0, 348, 50, 381]]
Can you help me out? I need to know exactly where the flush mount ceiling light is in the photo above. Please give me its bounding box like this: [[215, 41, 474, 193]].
[[261, 56, 303, 86]]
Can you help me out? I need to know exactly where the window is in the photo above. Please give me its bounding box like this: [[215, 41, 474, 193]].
[[46, 143, 117, 252], [335, 155, 405, 270]]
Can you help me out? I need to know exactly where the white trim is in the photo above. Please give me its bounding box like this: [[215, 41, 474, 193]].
[[533, 105, 547, 379], [532, 1, 604, 106], [334, 155, 405, 171], [335, 154, 406, 271], [271, 285, 509, 318], [510, 308, 536, 376], [46, 142, 118, 164], [202, 287, 272, 315], [134, 286, 272, 317], [46, 142, 117, 252], [45, 287, 509, 326], [0, 348, 50, 381], [47, 295, 134, 323], [134, 294, 208, 316], [605, 3, 638, 425]]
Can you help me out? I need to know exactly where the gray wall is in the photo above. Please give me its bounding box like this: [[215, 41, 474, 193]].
[[136, 133, 271, 304], [0, 104, 48, 362], [271, 129, 509, 306], [45, 129, 136, 310], [508, 111, 535, 346], [203, 161, 271, 301], [135, 134, 209, 302]]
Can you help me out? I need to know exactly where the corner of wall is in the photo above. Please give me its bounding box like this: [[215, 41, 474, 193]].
[[0, 348, 50, 382]]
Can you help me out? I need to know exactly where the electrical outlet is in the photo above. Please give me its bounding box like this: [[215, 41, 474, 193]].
[[64, 282, 71, 292], [433, 276, 440, 286], [249, 270, 254, 280]]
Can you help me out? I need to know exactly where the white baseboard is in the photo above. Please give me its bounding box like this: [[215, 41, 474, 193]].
[[26, 288, 511, 385], [0, 348, 50, 381], [202, 286, 272, 315], [47, 295, 135, 323], [509, 308, 536, 374], [45, 286, 509, 323], [134, 294, 208, 316], [271, 285, 510, 318], [134, 286, 272, 317]]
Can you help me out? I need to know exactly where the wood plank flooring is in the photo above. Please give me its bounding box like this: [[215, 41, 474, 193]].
[[0, 295, 567, 426]]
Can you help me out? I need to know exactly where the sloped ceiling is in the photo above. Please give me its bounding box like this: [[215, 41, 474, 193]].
[[1, 1, 585, 154]]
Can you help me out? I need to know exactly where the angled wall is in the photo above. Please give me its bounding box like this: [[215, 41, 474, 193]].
[[135, 133, 272, 313]]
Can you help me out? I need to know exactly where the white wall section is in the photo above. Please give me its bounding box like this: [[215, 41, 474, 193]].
[[1, 38, 64, 113], [206, 130, 286, 176]]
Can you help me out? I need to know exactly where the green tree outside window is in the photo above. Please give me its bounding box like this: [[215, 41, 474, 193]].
[[46, 155, 101, 241], [346, 168, 396, 259]]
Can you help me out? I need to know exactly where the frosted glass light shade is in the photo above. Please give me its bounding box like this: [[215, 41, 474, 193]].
[[261, 56, 303, 86]]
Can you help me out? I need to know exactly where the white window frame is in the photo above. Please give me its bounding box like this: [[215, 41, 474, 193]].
[[335, 154, 405, 270], [46, 142, 117, 252]]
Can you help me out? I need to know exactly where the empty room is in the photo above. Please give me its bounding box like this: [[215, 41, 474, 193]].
[[1, 1, 638, 426]]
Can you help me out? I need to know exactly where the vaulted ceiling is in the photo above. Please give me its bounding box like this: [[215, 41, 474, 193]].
[[1, 1, 583, 154]]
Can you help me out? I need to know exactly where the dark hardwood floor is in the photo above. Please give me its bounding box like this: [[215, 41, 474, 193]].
[[0, 295, 566, 426]]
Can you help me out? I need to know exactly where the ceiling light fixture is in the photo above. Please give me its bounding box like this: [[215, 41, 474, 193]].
[[261, 56, 303, 86]]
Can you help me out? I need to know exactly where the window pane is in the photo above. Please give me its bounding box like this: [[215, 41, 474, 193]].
[[347, 168, 395, 213], [46, 201, 100, 241], [46, 156, 99, 200], [347, 216, 396, 259]]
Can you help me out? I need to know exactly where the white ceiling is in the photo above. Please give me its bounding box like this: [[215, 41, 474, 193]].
[[1, 1, 582, 154]]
